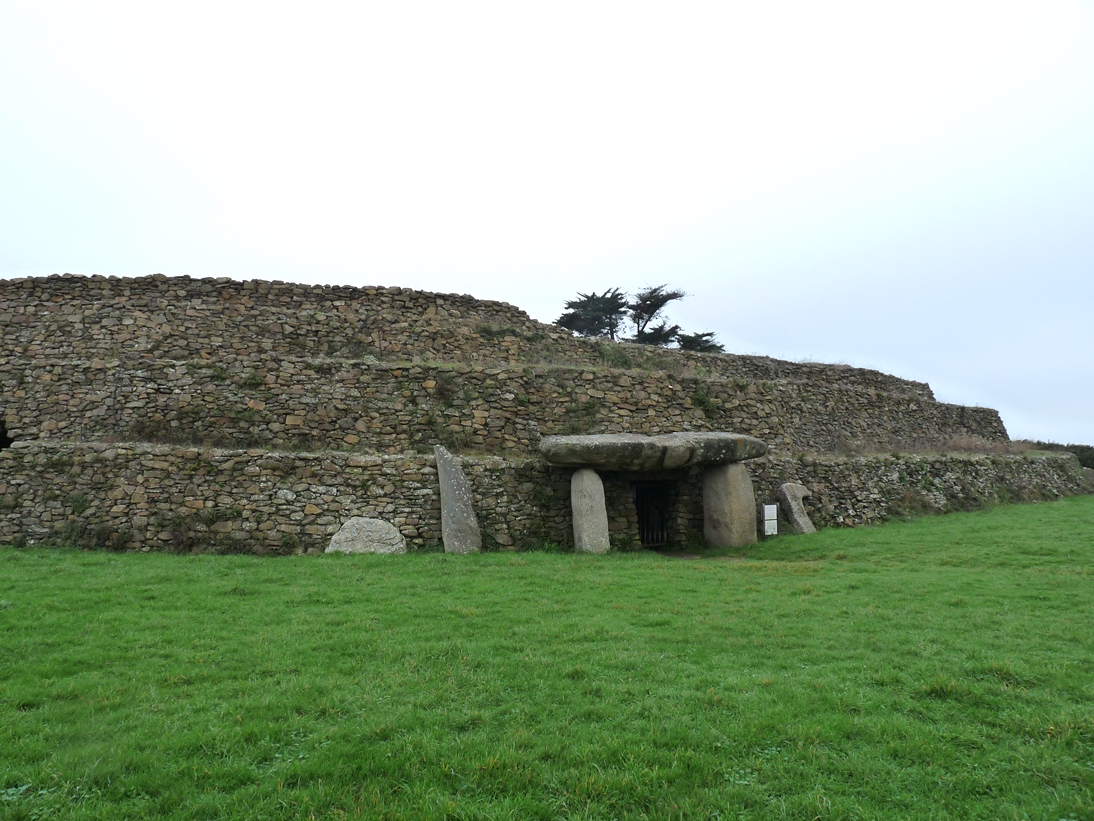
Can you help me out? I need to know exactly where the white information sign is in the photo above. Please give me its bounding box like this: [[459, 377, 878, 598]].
[[763, 504, 778, 536]]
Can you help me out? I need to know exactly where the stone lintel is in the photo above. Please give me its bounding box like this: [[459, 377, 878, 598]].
[[539, 431, 767, 472]]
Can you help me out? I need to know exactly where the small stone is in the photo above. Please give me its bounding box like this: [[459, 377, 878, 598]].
[[326, 517, 407, 554], [303, 503, 322, 515], [776, 482, 816, 534]]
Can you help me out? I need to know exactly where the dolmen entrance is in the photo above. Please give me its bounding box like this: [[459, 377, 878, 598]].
[[539, 432, 767, 553]]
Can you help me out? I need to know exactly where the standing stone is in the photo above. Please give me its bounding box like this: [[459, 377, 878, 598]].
[[570, 468, 610, 554], [702, 462, 758, 548], [326, 517, 407, 554], [434, 445, 481, 553], [776, 482, 816, 534]]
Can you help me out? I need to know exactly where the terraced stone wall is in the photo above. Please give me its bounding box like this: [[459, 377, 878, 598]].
[[3, 272, 1068, 555], [1, 358, 1006, 459], [2, 273, 938, 400], [1, 441, 1084, 553]]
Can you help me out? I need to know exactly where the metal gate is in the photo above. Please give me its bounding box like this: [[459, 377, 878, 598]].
[[632, 481, 671, 547]]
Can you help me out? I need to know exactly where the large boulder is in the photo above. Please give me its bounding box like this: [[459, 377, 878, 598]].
[[326, 517, 407, 554], [539, 431, 767, 472], [434, 445, 482, 553], [570, 468, 610, 553]]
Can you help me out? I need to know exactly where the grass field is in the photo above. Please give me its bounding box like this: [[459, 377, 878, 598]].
[[2, 497, 1093, 820]]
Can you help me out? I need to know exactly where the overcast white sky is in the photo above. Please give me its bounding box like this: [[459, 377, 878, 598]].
[[3, 1, 1092, 444]]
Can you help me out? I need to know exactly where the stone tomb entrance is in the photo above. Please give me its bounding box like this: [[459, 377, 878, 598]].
[[631, 480, 673, 547], [540, 432, 768, 552]]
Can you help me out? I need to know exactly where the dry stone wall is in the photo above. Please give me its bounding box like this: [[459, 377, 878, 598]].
[[0, 272, 1080, 554], [3, 273, 937, 398], [2, 358, 1004, 459], [0, 439, 1085, 552]]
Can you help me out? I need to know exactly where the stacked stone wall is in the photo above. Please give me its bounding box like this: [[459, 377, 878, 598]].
[[2, 274, 936, 399], [2, 272, 1078, 556], [1, 358, 1004, 459], [0, 440, 1084, 553]]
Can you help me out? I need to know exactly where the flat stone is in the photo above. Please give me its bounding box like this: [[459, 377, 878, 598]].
[[702, 462, 757, 548], [539, 432, 767, 472], [326, 517, 407, 554], [570, 468, 610, 553], [434, 445, 481, 553], [776, 482, 816, 534]]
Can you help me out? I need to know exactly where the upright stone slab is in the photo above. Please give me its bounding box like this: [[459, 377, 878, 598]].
[[776, 482, 816, 534], [570, 468, 610, 554], [434, 445, 482, 553], [326, 517, 407, 554], [702, 462, 758, 548]]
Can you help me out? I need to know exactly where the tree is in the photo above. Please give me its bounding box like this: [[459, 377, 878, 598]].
[[627, 285, 685, 343], [555, 283, 725, 353], [677, 331, 725, 353], [555, 288, 628, 340]]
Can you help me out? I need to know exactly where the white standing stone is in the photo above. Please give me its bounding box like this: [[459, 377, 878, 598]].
[[776, 482, 816, 534], [326, 517, 407, 554], [570, 468, 610, 554], [702, 462, 758, 548], [434, 445, 482, 553]]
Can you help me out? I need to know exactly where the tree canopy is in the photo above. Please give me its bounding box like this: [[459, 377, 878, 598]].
[[555, 285, 724, 352]]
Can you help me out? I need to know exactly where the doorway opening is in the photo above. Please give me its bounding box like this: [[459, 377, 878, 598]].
[[631, 480, 673, 548]]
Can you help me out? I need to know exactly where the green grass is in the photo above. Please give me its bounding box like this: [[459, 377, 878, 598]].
[[2, 498, 1093, 820]]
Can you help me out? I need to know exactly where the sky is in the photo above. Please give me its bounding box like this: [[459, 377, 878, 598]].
[[2, 1, 1092, 445]]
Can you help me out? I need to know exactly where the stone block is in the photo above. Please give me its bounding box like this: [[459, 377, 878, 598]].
[[434, 445, 481, 553], [571, 468, 610, 554], [776, 482, 816, 534], [702, 462, 757, 548]]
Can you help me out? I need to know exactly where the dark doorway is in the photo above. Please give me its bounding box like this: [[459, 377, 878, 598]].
[[632, 481, 673, 547], [0, 420, 12, 450]]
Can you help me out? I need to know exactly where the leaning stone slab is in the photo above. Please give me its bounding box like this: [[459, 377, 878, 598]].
[[434, 445, 482, 553], [326, 517, 407, 554], [776, 482, 816, 534], [539, 431, 767, 472], [570, 468, 610, 553], [1084, 467, 1094, 492], [703, 462, 758, 548]]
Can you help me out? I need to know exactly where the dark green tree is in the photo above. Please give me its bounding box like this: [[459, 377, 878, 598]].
[[677, 331, 725, 353], [555, 284, 725, 352], [555, 288, 628, 340], [627, 285, 686, 343]]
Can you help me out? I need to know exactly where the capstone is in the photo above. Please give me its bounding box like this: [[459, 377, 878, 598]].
[[539, 431, 767, 471]]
